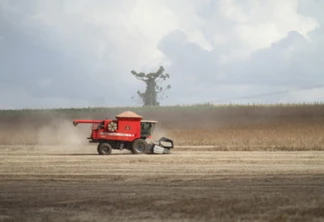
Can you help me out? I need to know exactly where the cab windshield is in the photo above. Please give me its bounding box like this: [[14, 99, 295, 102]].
[[141, 122, 156, 138]]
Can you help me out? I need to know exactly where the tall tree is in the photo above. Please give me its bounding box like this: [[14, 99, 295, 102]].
[[131, 66, 171, 106]]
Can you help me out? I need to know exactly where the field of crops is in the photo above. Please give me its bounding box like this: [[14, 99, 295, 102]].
[[1, 103, 324, 221], [0, 103, 324, 150]]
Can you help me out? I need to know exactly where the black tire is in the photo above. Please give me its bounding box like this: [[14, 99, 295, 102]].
[[97, 143, 112, 155], [131, 139, 148, 154]]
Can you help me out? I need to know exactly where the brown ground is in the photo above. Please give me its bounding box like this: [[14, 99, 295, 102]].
[[0, 146, 323, 222]]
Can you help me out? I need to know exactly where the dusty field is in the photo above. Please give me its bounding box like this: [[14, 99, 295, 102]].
[[0, 146, 323, 222], [1, 104, 324, 149]]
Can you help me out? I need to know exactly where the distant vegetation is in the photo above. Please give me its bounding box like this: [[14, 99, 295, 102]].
[[1, 103, 324, 150]]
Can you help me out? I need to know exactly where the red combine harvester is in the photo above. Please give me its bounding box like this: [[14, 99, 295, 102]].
[[73, 111, 174, 155]]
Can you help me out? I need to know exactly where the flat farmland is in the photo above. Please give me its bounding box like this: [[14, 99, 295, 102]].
[[0, 146, 323, 222], [1, 104, 324, 150]]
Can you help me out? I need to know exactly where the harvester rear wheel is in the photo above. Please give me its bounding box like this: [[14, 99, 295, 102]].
[[97, 143, 112, 155], [131, 139, 148, 154]]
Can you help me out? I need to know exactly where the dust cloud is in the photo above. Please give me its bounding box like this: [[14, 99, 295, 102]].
[[35, 119, 171, 151], [37, 118, 89, 147], [150, 126, 170, 142]]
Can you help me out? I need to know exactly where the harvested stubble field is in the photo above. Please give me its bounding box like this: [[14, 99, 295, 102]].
[[0, 104, 324, 221], [0, 146, 323, 222]]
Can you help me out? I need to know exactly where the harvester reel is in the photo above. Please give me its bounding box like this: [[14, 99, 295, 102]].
[[108, 122, 117, 132]]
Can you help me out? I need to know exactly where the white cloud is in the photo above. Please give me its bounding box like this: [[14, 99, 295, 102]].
[[213, 0, 319, 54], [0, 0, 323, 108]]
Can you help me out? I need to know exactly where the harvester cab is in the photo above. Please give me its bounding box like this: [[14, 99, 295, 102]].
[[72, 111, 173, 155], [140, 120, 157, 139]]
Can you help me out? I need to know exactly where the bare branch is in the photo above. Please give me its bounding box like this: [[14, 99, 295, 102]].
[[130, 66, 171, 106]]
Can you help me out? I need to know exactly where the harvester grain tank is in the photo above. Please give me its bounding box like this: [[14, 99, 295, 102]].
[[73, 111, 173, 155]]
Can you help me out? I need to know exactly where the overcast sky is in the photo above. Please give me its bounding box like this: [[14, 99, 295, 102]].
[[0, 0, 323, 109]]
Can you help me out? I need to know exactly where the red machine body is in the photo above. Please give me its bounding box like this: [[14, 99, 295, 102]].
[[73, 111, 157, 155], [73, 117, 143, 142]]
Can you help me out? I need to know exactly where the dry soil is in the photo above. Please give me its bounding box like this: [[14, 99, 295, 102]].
[[0, 146, 323, 222]]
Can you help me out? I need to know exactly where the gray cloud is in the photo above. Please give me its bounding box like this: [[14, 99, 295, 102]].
[[0, 0, 323, 108]]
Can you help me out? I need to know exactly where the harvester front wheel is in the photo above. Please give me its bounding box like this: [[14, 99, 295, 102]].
[[131, 139, 148, 154], [97, 143, 112, 155]]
